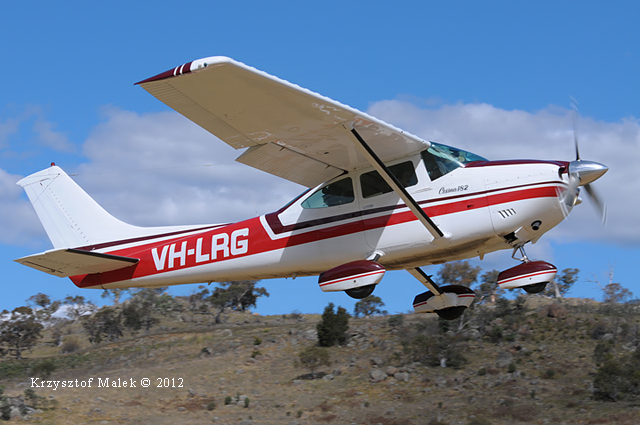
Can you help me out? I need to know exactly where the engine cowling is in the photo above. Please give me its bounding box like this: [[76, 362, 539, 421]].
[[413, 285, 476, 320], [497, 261, 557, 293], [318, 260, 385, 296]]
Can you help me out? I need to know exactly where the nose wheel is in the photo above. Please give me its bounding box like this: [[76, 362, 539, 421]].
[[497, 245, 557, 294]]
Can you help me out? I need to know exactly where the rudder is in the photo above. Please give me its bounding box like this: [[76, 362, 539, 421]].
[[18, 165, 142, 249]]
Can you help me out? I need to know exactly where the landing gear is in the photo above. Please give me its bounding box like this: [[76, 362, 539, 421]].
[[523, 282, 547, 294], [409, 268, 476, 320], [497, 245, 557, 294], [435, 306, 468, 321], [345, 284, 376, 299]]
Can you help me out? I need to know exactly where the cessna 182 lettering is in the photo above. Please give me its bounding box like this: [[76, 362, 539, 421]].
[[15, 57, 608, 320]]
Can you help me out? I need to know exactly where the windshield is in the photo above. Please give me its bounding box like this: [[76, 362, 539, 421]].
[[421, 142, 488, 181]]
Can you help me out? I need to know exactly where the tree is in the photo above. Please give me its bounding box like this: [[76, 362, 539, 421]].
[[354, 295, 386, 318], [63, 295, 95, 320], [603, 283, 633, 304], [0, 307, 44, 359], [82, 307, 123, 344], [101, 288, 129, 305], [474, 270, 504, 304], [219, 281, 269, 312], [547, 268, 579, 298], [438, 260, 481, 287], [590, 267, 633, 304], [189, 286, 211, 314], [296, 345, 331, 378], [27, 293, 60, 321], [317, 303, 350, 347], [208, 281, 269, 323], [27, 293, 51, 309]]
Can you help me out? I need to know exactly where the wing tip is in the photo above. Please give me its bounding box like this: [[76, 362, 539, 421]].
[[135, 56, 235, 85]]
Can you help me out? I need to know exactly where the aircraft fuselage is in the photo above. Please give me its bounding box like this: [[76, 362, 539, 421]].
[[69, 153, 571, 290]]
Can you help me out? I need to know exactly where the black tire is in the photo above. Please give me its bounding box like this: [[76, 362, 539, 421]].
[[435, 306, 467, 321], [523, 282, 547, 294], [345, 284, 375, 299]]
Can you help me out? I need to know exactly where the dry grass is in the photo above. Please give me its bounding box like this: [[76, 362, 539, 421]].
[[1, 303, 639, 424]]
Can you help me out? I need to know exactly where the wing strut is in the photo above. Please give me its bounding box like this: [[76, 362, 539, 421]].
[[407, 267, 443, 296], [346, 125, 444, 239]]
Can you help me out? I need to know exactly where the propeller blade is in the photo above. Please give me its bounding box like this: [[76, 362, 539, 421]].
[[570, 96, 581, 161], [584, 183, 607, 225], [565, 98, 607, 225]]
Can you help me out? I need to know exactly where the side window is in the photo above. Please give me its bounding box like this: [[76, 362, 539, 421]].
[[301, 178, 354, 209], [360, 161, 418, 199]]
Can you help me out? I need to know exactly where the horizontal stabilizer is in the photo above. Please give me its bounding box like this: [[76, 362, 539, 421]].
[[15, 249, 139, 277]]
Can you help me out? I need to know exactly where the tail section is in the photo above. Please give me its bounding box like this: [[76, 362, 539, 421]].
[[17, 165, 146, 249]]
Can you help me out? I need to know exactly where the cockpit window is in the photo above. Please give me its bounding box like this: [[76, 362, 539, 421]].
[[360, 161, 418, 198], [421, 142, 487, 181], [301, 177, 354, 209]]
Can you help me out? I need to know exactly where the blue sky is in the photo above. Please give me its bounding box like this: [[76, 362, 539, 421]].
[[1, 1, 639, 315]]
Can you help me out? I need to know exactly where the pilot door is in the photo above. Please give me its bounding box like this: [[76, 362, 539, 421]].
[[275, 176, 368, 270]]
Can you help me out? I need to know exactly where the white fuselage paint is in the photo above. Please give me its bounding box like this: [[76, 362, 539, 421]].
[[94, 158, 571, 290]]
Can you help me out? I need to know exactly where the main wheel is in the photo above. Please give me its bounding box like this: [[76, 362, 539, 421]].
[[523, 282, 547, 294], [435, 306, 467, 321], [345, 284, 375, 299]]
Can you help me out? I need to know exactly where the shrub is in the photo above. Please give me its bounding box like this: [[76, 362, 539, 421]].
[[403, 334, 467, 369], [206, 401, 216, 411], [31, 359, 56, 379], [387, 314, 405, 329], [593, 341, 614, 366], [317, 303, 349, 347], [296, 345, 331, 378], [593, 349, 640, 401], [60, 337, 81, 354], [467, 417, 492, 425]]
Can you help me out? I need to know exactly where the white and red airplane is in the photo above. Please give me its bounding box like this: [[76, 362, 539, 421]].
[[15, 57, 608, 320]]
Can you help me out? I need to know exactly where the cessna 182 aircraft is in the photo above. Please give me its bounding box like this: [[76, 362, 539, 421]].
[[15, 57, 608, 320]]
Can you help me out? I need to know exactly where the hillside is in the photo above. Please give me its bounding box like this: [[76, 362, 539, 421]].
[[1, 297, 639, 425]]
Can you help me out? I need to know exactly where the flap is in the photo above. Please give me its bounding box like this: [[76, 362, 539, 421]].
[[137, 57, 428, 187], [236, 142, 344, 188], [15, 249, 139, 277]]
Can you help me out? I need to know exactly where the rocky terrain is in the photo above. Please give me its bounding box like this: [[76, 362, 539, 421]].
[[1, 297, 639, 425]]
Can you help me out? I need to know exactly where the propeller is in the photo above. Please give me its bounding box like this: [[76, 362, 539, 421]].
[[563, 97, 608, 223]]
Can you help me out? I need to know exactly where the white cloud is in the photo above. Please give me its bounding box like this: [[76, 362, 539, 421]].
[[0, 116, 20, 148], [72, 108, 303, 227], [1, 105, 74, 152], [0, 167, 44, 247], [368, 100, 640, 245], [32, 118, 75, 152]]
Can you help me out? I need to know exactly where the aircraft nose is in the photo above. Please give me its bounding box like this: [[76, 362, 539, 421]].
[[569, 160, 608, 186]]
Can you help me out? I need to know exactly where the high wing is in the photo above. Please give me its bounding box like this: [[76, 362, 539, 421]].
[[15, 249, 138, 277], [136, 56, 429, 188]]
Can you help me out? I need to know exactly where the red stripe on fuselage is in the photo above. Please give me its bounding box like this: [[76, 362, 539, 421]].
[[71, 183, 562, 287]]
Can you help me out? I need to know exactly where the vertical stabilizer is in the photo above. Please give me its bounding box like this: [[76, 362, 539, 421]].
[[17, 166, 142, 249]]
